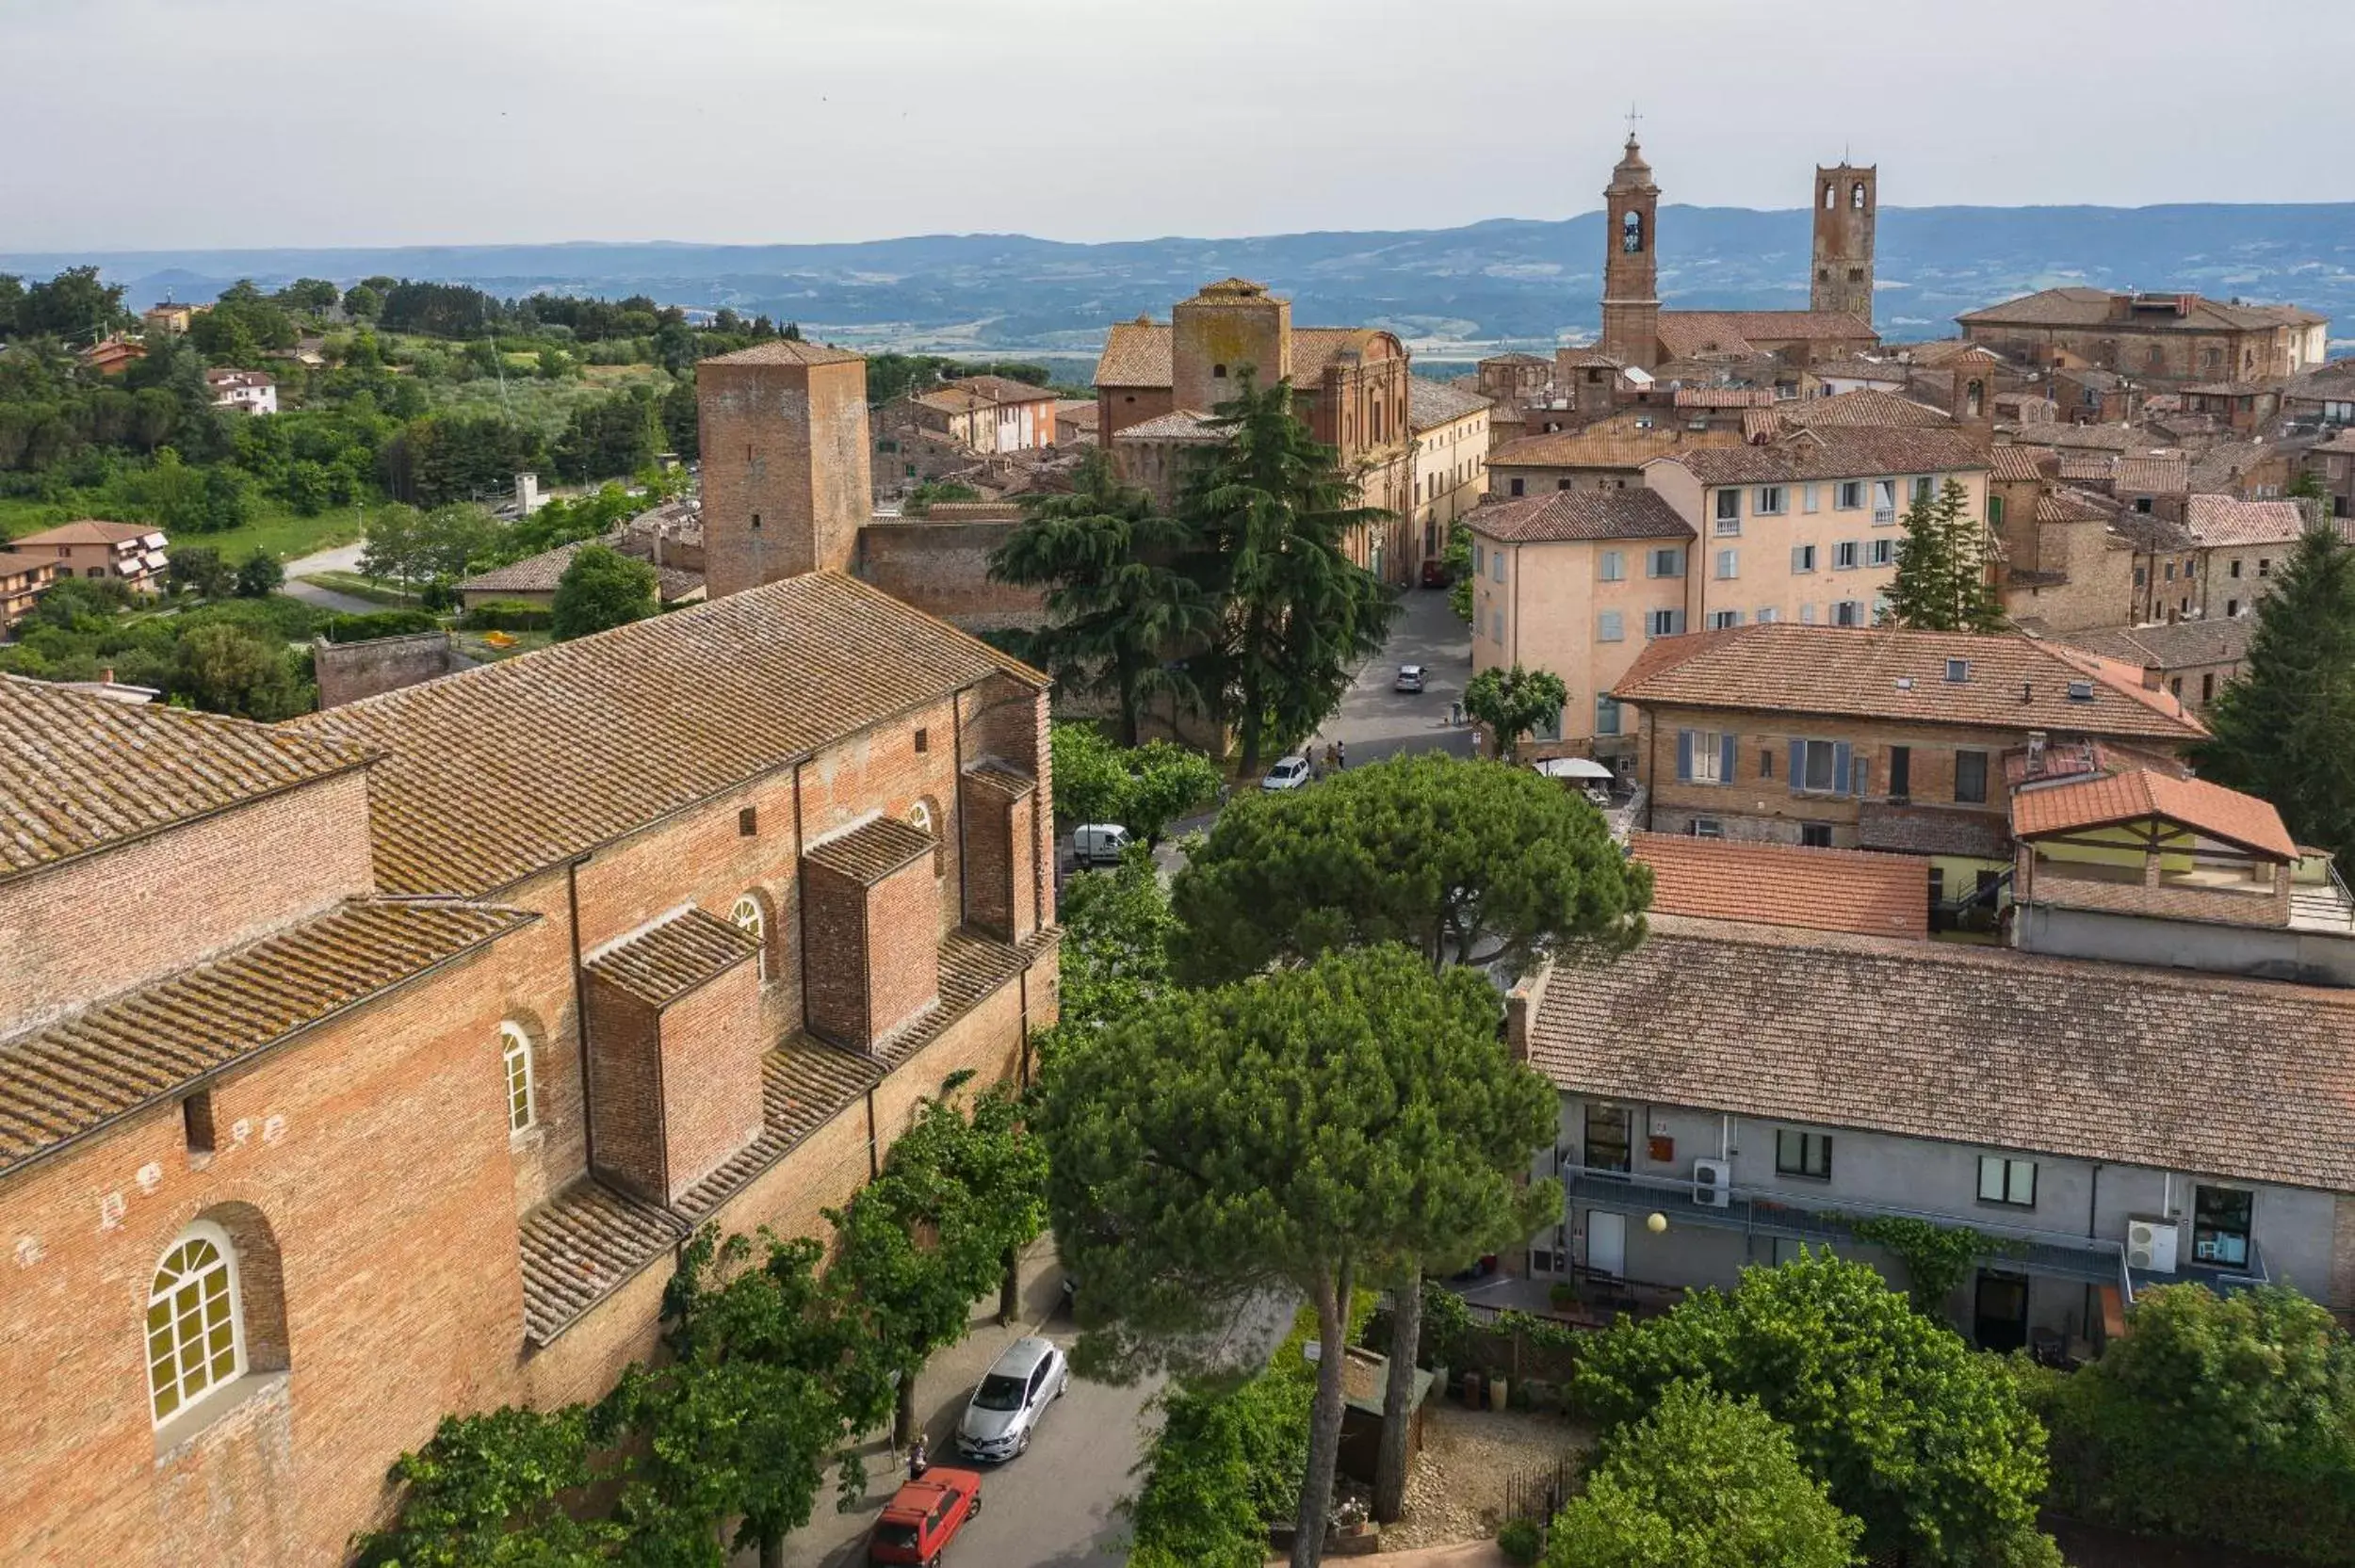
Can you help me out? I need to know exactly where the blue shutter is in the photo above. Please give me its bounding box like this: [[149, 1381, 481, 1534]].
[[1788, 739, 1806, 796], [1720, 733, 1737, 784], [1676, 729, 1694, 782], [1832, 741, 1852, 796]]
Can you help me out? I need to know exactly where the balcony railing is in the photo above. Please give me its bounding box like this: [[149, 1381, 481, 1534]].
[[1562, 1165, 2266, 1304]]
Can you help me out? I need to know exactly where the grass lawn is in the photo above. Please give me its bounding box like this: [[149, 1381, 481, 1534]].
[[0, 493, 365, 563], [297, 569, 419, 606], [453, 627, 551, 663]]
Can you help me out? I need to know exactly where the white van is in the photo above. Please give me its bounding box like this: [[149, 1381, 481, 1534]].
[[1071, 824, 1131, 867]]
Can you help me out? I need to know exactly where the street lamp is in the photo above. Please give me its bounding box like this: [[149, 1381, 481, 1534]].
[[1646, 1212, 1668, 1235]]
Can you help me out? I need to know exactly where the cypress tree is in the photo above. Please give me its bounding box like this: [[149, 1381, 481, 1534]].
[[1885, 477, 2004, 632]]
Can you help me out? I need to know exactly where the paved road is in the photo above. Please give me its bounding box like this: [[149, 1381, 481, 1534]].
[[279, 541, 382, 614], [1304, 582, 1479, 769]]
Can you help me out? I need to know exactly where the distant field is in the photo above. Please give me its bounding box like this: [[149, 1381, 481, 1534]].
[[0, 493, 365, 562], [428, 365, 671, 437]]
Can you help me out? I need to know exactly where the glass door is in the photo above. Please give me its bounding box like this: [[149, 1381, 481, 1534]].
[[1583, 1104, 1633, 1172]]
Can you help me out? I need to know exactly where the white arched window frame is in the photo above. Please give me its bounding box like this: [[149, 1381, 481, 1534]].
[[148, 1221, 241, 1426], [731, 895, 768, 981], [501, 1021, 534, 1132]]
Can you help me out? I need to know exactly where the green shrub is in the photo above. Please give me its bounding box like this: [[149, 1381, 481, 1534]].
[[463, 599, 553, 631], [1496, 1515, 1543, 1564], [320, 609, 441, 642]]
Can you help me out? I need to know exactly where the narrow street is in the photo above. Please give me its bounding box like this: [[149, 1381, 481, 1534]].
[[1304, 580, 1479, 769]]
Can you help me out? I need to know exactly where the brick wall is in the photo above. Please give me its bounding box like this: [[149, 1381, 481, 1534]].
[[479, 870, 587, 1217], [960, 779, 1019, 941], [868, 859, 943, 1049], [1097, 384, 1174, 443], [584, 983, 666, 1201], [855, 522, 1047, 633], [697, 356, 870, 601], [0, 770, 374, 1041], [0, 947, 527, 1568], [801, 860, 871, 1048], [313, 632, 457, 710], [655, 965, 765, 1198]]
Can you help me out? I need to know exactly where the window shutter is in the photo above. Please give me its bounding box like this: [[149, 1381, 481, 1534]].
[[1851, 756, 1870, 799], [1676, 729, 1694, 782], [1719, 733, 1737, 784], [1788, 739, 1805, 796], [1832, 741, 1852, 794], [1791, 544, 1806, 573]]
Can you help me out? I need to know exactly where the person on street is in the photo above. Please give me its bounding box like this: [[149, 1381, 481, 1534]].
[[908, 1433, 929, 1480]]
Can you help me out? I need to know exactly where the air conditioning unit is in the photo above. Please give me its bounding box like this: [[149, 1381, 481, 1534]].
[[2126, 1217, 2179, 1273], [1693, 1158, 1732, 1209]]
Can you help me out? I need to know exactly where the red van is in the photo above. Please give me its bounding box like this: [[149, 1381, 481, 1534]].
[[868, 1466, 983, 1565]]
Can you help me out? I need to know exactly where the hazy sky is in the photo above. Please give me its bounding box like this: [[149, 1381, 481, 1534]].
[[8, 0, 2351, 251]]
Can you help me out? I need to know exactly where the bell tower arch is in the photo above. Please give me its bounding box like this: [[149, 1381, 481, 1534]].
[[1600, 135, 1662, 370], [1811, 161, 1876, 325]]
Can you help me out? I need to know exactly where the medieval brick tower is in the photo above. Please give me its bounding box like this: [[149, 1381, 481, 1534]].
[[1811, 163, 1877, 326], [1600, 137, 1662, 370], [697, 340, 873, 601], [1172, 277, 1292, 411]]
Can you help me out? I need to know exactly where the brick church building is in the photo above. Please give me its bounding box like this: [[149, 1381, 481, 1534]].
[[0, 345, 1058, 1564]]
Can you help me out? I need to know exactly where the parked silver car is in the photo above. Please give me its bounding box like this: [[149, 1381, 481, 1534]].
[[956, 1335, 1069, 1461], [1260, 755, 1314, 791]]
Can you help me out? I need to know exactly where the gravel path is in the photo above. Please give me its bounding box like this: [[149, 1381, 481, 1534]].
[[1378, 1401, 1591, 1552]]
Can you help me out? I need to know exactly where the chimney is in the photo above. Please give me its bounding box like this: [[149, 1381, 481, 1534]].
[[2140, 664, 2164, 691], [98, 666, 114, 685], [2026, 730, 2046, 774], [2021, 681, 2034, 703]]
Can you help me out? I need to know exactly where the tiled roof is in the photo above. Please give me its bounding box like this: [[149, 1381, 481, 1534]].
[[1487, 425, 1743, 472], [1673, 387, 1777, 409], [1293, 327, 1391, 381], [1558, 350, 1627, 370], [0, 549, 58, 579], [1465, 489, 1692, 544], [1408, 378, 1492, 431], [2186, 494, 2306, 548], [1114, 410, 1222, 442], [583, 906, 759, 1009], [2, 675, 370, 885], [1481, 352, 1551, 366], [455, 539, 701, 603], [517, 1182, 687, 1346], [804, 816, 935, 885], [2012, 768, 2296, 860], [2309, 428, 2355, 455], [2008, 422, 2144, 452], [915, 386, 995, 415], [1898, 340, 2006, 367], [1611, 624, 2206, 741], [2113, 456, 2190, 493], [1958, 287, 2324, 333], [1779, 389, 1955, 429], [701, 339, 864, 367], [1990, 446, 2052, 483], [2035, 488, 2119, 525], [1807, 359, 1911, 384], [950, 374, 1057, 405], [2053, 618, 2251, 672], [1094, 320, 1171, 387], [963, 761, 1036, 802], [1631, 832, 1926, 939], [11, 520, 165, 546], [1657, 310, 1876, 360], [289, 574, 1042, 898], [2106, 509, 2199, 555], [2183, 380, 2274, 397], [1658, 427, 1990, 485], [1527, 915, 2355, 1193], [2189, 441, 2279, 495], [0, 898, 533, 1179]]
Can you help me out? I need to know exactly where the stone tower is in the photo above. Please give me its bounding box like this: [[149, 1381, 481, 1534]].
[[1600, 137, 1662, 371], [697, 340, 873, 601], [1811, 163, 1877, 325], [1172, 278, 1292, 411]]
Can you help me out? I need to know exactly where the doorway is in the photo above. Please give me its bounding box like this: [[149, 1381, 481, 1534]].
[[1583, 1104, 1632, 1172], [1586, 1211, 1626, 1278], [1973, 1270, 2029, 1351]]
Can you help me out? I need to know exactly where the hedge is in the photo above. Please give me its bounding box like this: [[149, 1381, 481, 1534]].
[[463, 599, 553, 631]]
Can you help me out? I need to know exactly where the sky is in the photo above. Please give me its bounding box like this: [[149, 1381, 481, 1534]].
[[7, 0, 2352, 251]]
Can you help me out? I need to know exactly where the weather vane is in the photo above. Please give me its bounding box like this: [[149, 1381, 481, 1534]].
[[1625, 104, 1643, 139]]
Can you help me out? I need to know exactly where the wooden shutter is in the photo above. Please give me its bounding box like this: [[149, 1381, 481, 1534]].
[[1676, 729, 1694, 782], [1832, 741, 1852, 794], [1788, 739, 1806, 795], [1719, 733, 1737, 784]]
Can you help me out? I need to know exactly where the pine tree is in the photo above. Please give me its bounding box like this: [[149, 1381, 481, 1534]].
[[1178, 373, 1398, 774], [1884, 477, 2003, 632], [2196, 524, 2355, 867]]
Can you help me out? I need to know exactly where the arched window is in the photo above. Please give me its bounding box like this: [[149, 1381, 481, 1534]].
[[1211, 363, 1227, 380], [910, 800, 946, 874], [1851, 182, 1867, 210], [731, 895, 768, 981], [148, 1222, 240, 1425], [1823, 184, 1836, 209], [1621, 209, 1643, 253], [500, 1021, 534, 1132], [1966, 380, 1985, 417]]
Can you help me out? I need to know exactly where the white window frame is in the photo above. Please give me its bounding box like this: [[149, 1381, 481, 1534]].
[[1713, 488, 1742, 530], [1706, 609, 1741, 629], [1598, 549, 1625, 582], [1755, 606, 1778, 623], [1834, 541, 1860, 571], [1868, 538, 1894, 567], [1792, 543, 1817, 574], [1646, 607, 1683, 639], [1833, 599, 1863, 627], [1872, 478, 1897, 525], [1754, 485, 1786, 517], [1648, 547, 1684, 579], [1836, 479, 1864, 510], [501, 1021, 535, 1132], [1692, 730, 1724, 783], [1801, 483, 1820, 514], [148, 1221, 243, 1427], [1978, 1155, 2037, 1207], [1715, 547, 1739, 580]]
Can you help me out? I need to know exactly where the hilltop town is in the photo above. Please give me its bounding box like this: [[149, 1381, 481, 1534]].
[[7, 122, 2355, 1568]]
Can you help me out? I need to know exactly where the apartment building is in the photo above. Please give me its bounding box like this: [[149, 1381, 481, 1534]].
[[1407, 377, 1491, 566], [0, 549, 59, 629], [1641, 426, 1991, 630], [9, 520, 171, 592]]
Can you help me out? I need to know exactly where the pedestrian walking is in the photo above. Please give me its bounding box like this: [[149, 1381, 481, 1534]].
[[1335, 739, 1347, 770], [908, 1434, 929, 1480], [1322, 740, 1338, 775]]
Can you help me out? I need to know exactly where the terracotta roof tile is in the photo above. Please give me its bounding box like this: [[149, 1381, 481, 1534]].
[[950, 374, 1056, 405], [1659, 427, 1990, 486], [2114, 456, 2190, 493], [0, 550, 56, 579], [289, 574, 1041, 897], [1114, 410, 1221, 442], [0, 898, 534, 1178], [1779, 389, 1955, 429], [1293, 327, 1391, 381], [701, 339, 864, 367], [1528, 916, 2355, 1193], [1488, 425, 1743, 472], [10, 520, 166, 547], [1408, 377, 1492, 430], [1465, 489, 1692, 544], [516, 1182, 687, 1346], [1656, 310, 1875, 360], [1990, 446, 2054, 483], [583, 906, 760, 1009], [804, 816, 935, 885], [1673, 387, 1778, 409], [1631, 832, 1926, 939], [456, 540, 701, 603], [1094, 320, 1171, 387], [2185, 494, 2306, 548], [2054, 619, 2251, 671], [2, 675, 370, 884], [2012, 768, 2295, 859], [1806, 359, 1912, 384], [1958, 286, 2325, 333], [1611, 624, 2207, 741], [2036, 488, 2120, 524]]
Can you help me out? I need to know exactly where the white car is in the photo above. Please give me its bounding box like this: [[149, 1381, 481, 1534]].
[[1070, 823, 1131, 867], [956, 1335, 1069, 1462], [1261, 755, 1313, 791], [1394, 664, 1426, 693]]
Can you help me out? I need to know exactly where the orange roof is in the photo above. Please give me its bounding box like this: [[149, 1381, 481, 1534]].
[[2010, 768, 2296, 859], [1632, 832, 1928, 940], [11, 519, 164, 547]]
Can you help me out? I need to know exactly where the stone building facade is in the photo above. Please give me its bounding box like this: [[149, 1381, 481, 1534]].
[[698, 340, 874, 600], [0, 570, 1058, 1566], [1810, 163, 1876, 325], [1957, 288, 2328, 385]]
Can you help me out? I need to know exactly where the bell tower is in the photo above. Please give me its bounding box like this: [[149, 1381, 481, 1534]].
[[1600, 132, 1662, 370], [1811, 162, 1876, 325]]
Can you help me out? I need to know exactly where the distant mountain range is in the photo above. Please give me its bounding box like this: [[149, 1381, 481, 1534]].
[[9, 203, 2353, 360]]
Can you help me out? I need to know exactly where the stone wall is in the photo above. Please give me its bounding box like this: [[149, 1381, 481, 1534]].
[[855, 521, 1046, 633], [313, 631, 457, 710]]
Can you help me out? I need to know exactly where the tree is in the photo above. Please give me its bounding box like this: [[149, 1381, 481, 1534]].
[[904, 479, 983, 515], [990, 448, 1212, 745], [1048, 722, 1222, 843], [1178, 373, 1398, 774], [1572, 1250, 2058, 1568], [549, 544, 658, 640], [351, 1404, 628, 1566], [1443, 523, 1474, 624], [1884, 477, 2003, 632], [174, 622, 310, 719], [2196, 525, 2355, 868], [1036, 946, 1561, 1567], [1545, 1382, 1861, 1568], [166, 543, 233, 599], [1170, 752, 1648, 984], [1463, 663, 1568, 764], [342, 283, 384, 320], [1044, 841, 1178, 1040], [275, 278, 342, 314], [234, 548, 284, 599]]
